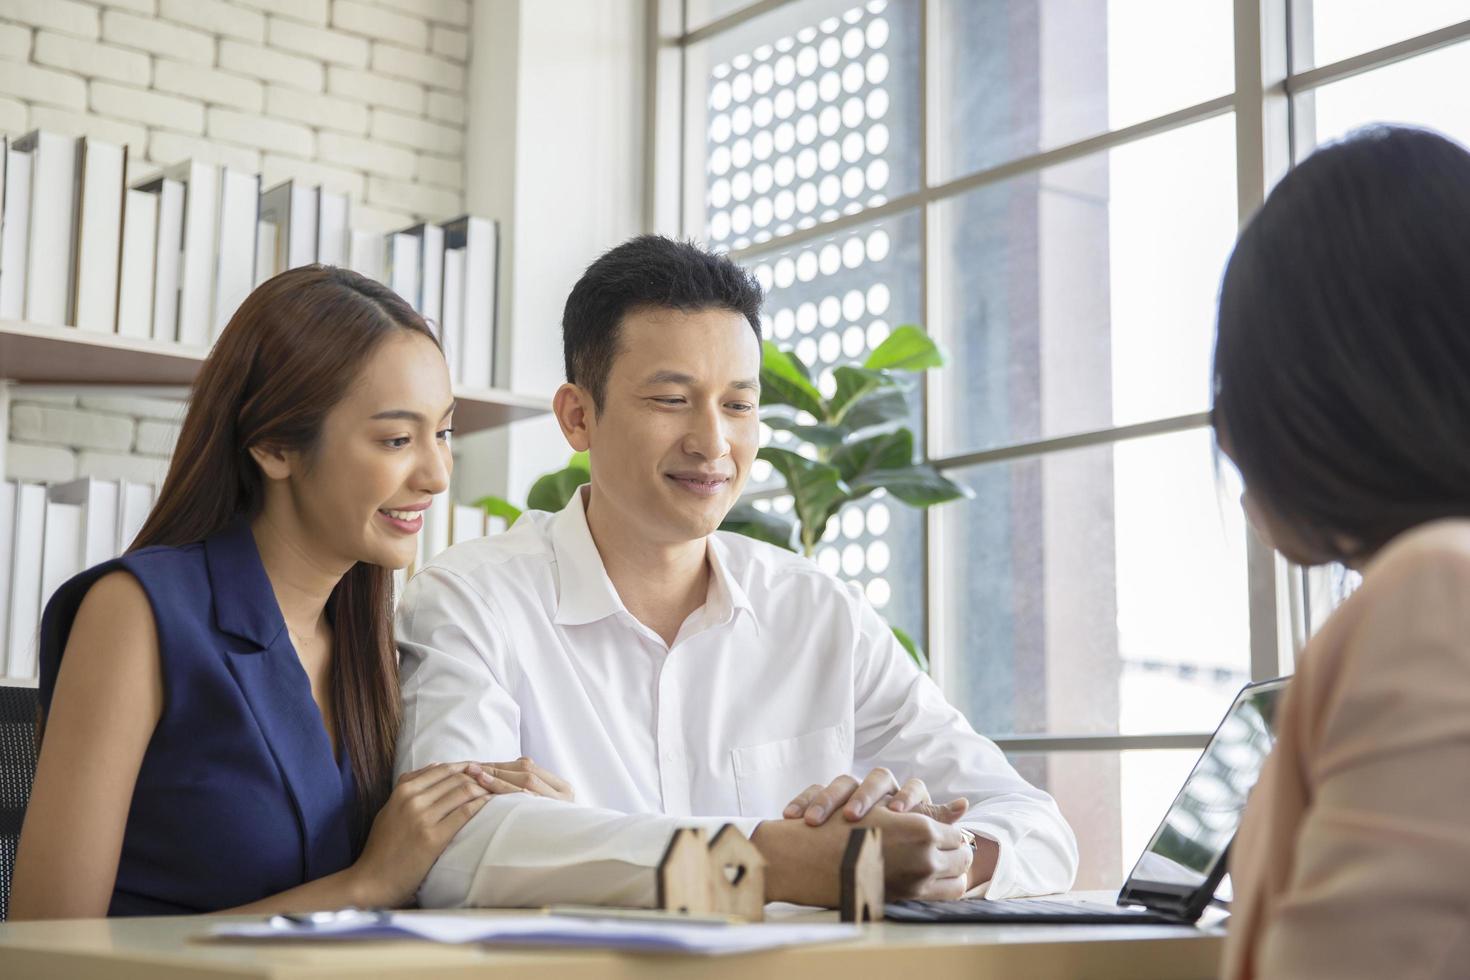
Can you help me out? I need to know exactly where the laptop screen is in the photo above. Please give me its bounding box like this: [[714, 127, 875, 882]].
[[1122, 678, 1287, 900]]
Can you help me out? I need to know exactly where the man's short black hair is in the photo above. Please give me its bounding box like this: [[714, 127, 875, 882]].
[[562, 235, 764, 412]]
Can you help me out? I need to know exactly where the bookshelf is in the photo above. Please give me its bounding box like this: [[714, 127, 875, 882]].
[[0, 318, 549, 432], [0, 129, 543, 684]]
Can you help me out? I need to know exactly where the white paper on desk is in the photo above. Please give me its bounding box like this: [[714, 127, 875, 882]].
[[208, 913, 858, 956]]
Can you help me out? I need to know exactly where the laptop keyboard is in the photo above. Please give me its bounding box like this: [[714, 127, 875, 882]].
[[884, 898, 1179, 924]]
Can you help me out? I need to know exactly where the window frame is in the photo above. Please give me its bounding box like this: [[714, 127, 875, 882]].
[[647, 0, 1470, 755]]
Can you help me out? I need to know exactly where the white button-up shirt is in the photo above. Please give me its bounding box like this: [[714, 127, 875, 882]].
[[396, 490, 1078, 908]]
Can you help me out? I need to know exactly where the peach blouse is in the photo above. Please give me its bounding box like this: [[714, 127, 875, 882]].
[[1222, 520, 1470, 979]]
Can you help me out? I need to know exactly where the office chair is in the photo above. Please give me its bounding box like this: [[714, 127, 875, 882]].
[[0, 684, 39, 921]]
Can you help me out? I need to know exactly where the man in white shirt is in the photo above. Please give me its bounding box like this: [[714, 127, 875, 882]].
[[397, 235, 1078, 909]]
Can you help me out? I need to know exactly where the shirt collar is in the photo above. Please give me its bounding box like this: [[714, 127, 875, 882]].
[[549, 488, 759, 636], [550, 487, 627, 626], [706, 532, 759, 635]]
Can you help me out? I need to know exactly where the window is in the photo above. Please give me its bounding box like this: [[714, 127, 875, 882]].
[[656, 0, 1470, 889]]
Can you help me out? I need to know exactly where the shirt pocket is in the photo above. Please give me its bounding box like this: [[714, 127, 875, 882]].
[[730, 723, 851, 817]]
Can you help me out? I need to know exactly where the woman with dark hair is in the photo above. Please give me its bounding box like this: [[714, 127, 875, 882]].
[[1215, 126, 1470, 978], [8, 266, 566, 918]]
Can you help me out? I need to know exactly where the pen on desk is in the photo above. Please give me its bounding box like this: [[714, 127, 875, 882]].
[[546, 905, 741, 926], [267, 908, 391, 930]]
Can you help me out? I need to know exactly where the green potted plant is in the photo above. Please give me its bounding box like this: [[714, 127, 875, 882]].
[[721, 325, 971, 668]]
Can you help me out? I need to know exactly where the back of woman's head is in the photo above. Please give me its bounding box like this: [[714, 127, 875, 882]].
[[1213, 125, 1470, 565]]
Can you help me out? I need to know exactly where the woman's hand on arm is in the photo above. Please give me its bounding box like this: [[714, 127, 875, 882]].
[[225, 762, 493, 914], [467, 757, 575, 802], [8, 572, 163, 920]]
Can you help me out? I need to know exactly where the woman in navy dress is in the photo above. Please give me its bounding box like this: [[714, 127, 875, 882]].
[[9, 266, 568, 917]]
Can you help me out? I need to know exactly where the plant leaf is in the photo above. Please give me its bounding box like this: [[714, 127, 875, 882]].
[[863, 325, 946, 372], [526, 464, 591, 513], [763, 413, 847, 447], [828, 365, 907, 422], [840, 386, 913, 433], [890, 625, 930, 673], [851, 464, 973, 506], [567, 450, 590, 472], [719, 500, 797, 551], [830, 428, 914, 485], [759, 340, 826, 418], [757, 446, 851, 536], [474, 495, 524, 527]]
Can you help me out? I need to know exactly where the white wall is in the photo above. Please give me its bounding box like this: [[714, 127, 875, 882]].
[[0, 0, 473, 486], [455, 0, 647, 505]]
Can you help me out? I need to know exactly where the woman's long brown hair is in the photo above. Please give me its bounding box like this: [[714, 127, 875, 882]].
[[132, 264, 439, 846]]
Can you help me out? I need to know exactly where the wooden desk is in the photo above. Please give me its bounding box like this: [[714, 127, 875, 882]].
[[0, 893, 1226, 979]]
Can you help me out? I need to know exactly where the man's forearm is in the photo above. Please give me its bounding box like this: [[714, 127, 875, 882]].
[[420, 793, 762, 909], [750, 818, 842, 906]]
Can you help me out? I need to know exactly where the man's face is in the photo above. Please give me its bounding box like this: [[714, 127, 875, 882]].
[[583, 306, 762, 546]]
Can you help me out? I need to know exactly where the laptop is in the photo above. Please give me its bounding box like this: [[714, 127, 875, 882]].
[[885, 676, 1288, 925]]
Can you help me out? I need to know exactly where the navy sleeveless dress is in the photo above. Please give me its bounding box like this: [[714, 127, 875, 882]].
[[37, 519, 359, 915]]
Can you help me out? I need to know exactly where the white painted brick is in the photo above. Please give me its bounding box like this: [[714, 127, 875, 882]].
[[265, 16, 368, 68], [366, 175, 460, 220], [316, 130, 415, 179], [429, 24, 467, 63], [0, 60, 86, 111], [3, 0, 99, 39], [153, 59, 264, 113], [77, 396, 184, 422], [92, 80, 205, 134], [332, 0, 428, 49], [218, 39, 323, 91], [4, 442, 78, 483], [426, 89, 464, 126], [101, 0, 158, 13], [371, 0, 469, 28], [78, 449, 170, 486], [350, 201, 415, 232], [233, 0, 328, 26], [158, 0, 265, 43], [11, 404, 135, 452], [147, 129, 261, 172], [0, 22, 32, 61], [206, 107, 313, 158], [102, 10, 213, 66], [27, 106, 148, 151], [14, 393, 76, 407], [370, 43, 463, 91], [260, 153, 366, 200], [326, 64, 422, 114], [415, 152, 461, 191], [134, 419, 181, 456], [371, 108, 462, 155], [33, 31, 152, 87], [0, 97, 27, 135], [264, 85, 368, 135]]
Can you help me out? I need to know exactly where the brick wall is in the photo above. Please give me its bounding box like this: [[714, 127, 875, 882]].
[[0, 0, 472, 486]]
